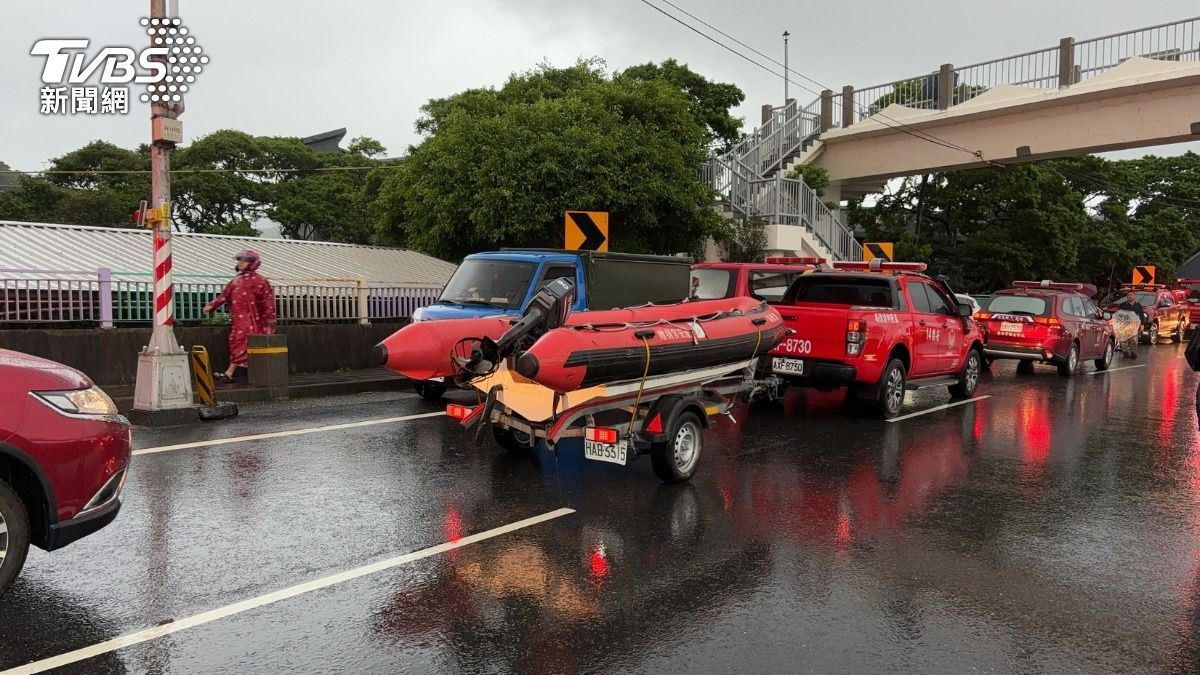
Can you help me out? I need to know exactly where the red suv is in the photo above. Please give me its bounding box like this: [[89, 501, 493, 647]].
[[690, 258, 823, 303], [0, 349, 132, 595], [979, 281, 1115, 376], [1100, 284, 1189, 344]]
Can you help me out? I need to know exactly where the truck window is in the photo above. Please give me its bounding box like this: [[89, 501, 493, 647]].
[[787, 276, 895, 307], [925, 283, 959, 316], [691, 269, 736, 300], [988, 295, 1048, 316], [749, 271, 795, 302], [907, 283, 937, 314], [538, 265, 576, 290], [439, 259, 537, 309]]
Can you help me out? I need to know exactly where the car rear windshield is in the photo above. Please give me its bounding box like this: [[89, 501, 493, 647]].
[[786, 276, 895, 307], [690, 268, 736, 299], [988, 295, 1048, 316]]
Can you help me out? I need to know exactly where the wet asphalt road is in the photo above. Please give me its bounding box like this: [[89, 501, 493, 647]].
[[2, 345, 1200, 674]]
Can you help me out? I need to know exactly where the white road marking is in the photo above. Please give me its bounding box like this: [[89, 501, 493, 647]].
[[1087, 364, 1147, 376], [887, 395, 992, 423], [2, 507, 575, 675], [132, 411, 447, 456]]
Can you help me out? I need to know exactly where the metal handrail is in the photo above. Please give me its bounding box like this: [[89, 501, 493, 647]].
[[1074, 15, 1200, 45]]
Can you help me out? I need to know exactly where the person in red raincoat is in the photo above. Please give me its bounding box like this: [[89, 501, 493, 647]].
[[202, 249, 276, 382]]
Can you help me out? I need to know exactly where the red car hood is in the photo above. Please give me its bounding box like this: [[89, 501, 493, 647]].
[[0, 349, 93, 391]]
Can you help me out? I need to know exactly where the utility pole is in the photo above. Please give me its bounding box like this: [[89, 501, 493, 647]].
[[132, 0, 194, 421], [783, 31, 790, 103]]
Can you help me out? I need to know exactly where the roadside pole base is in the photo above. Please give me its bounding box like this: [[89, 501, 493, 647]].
[[127, 406, 200, 427], [199, 401, 239, 421]]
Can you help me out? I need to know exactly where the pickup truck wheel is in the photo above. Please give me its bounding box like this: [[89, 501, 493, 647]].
[[949, 349, 982, 399], [651, 411, 703, 483], [1095, 339, 1114, 370], [875, 360, 907, 420], [493, 426, 534, 453], [1177, 321, 1188, 343], [414, 381, 447, 401], [1057, 343, 1079, 377], [0, 481, 30, 597], [1147, 323, 1159, 345], [1016, 360, 1035, 375]]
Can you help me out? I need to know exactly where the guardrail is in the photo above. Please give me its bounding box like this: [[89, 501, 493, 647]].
[[0, 268, 443, 327]]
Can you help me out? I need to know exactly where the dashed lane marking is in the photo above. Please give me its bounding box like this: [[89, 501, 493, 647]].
[[1, 507, 576, 675], [887, 395, 992, 423], [132, 411, 447, 456]]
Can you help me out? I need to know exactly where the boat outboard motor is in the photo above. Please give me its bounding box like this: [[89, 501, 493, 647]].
[[455, 277, 575, 380]]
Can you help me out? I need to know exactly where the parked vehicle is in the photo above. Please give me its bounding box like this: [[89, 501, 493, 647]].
[[767, 260, 985, 419], [1178, 279, 1200, 336], [956, 293, 982, 317], [691, 258, 823, 303], [396, 250, 693, 399], [0, 349, 131, 596], [1100, 284, 1189, 344], [978, 280, 1116, 376]]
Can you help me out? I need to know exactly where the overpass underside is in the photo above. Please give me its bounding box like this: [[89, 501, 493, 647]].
[[816, 58, 1200, 195]]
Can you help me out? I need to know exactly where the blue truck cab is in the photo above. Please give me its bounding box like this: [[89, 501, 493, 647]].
[[408, 249, 693, 398]]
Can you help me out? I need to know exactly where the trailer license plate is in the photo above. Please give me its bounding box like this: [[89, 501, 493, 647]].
[[584, 439, 627, 465], [1000, 321, 1024, 334], [772, 357, 805, 375]]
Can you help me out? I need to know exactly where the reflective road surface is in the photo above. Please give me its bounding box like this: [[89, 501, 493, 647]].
[[2, 345, 1199, 674]]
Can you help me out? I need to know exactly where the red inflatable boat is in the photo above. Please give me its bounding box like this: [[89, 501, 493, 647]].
[[514, 296, 784, 392], [375, 297, 784, 389]]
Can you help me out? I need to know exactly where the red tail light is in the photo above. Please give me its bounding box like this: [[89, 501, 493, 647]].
[[1033, 316, 1061, 327], [975, 312, 992, 320], [585, 427, 619, 444], [446, 404, 471, 419], [846, 319, 867, 355]]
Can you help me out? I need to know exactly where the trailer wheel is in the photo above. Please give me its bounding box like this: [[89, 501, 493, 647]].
[[493, 426, 534, 453], [651, 411, 703, 483]]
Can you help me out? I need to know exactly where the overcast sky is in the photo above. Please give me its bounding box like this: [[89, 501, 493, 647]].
[[2, 0, 1197, 170]]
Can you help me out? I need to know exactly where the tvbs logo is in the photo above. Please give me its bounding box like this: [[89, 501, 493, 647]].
[[32, 18, 208, 115]]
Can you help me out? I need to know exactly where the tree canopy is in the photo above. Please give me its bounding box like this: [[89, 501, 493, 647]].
[[848, 153, 1200, 294], [372, 60, 740, 260]]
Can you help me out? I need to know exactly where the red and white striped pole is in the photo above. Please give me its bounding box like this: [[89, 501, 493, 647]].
[[153, 223, 174, 328]]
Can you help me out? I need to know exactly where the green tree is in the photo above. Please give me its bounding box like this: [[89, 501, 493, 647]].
[[619, 59, 745, 149], [0, 142, 150, 227], [785, 164, 829, 196], [271, 138, 386, 243], [0, 161, 18, 192], [373, 60, 734, 260]]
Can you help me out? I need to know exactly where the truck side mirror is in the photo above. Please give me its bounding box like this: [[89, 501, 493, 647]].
[[1101, 310, 1113, 320]]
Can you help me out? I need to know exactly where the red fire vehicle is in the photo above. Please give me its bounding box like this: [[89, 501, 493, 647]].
[[978, 281, 1116, 376], [768, 260, 985, 419], [690, 257, 824, 303]]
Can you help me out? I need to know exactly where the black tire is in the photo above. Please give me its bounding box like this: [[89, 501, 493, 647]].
[[874, 359, 907, 420], [1094, 338, 1114, 370], [1147, 323, 1159, 345], [1176, 321, 1188, 343], [0, 481, 31, 597], [1016, 360, 1035, 375], [493, 426, 534, 453], [949, 349, 982, 399], [651, 411, 704, 483], [414, 381, 447, 401], [1057, 343, 1079, 377]]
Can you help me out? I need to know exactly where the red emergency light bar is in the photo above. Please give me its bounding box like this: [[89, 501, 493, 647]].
[[1119, 283, 1165, 290], [1012, 280, 1085, 291], [832, 260, 928, 272], [764, 256, 827, 265]]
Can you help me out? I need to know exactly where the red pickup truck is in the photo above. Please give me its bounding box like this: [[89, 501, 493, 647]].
[[1100, 283, 1190, 344], [690, 258, 823, 303], [1179, 280, 1200, 336], [768, 261, 985, 419]]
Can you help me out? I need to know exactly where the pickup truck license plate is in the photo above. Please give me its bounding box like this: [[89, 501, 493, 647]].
[[584, 439, 627, 465], [772, 357, 805, 375], [999, 321, 1024, 334]]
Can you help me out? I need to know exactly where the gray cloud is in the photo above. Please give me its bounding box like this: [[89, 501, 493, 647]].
[[2, 0, 1196, 169]]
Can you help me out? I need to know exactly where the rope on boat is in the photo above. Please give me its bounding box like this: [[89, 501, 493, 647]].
[[630, 335, 652, 431]]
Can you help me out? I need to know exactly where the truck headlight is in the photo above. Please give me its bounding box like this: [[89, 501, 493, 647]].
[[34, 386, 119, 416]]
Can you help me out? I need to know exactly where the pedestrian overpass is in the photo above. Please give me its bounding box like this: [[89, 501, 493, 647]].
[[705, 16, 1200, 261]]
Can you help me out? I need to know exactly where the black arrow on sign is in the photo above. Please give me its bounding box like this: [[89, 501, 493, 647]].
[[866, 243, 892, 262], [570, 212, 606, 251], [1134, 266, 1154, 284]]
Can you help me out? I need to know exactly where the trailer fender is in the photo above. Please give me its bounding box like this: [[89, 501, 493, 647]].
[[636, 394, 710, 447]]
